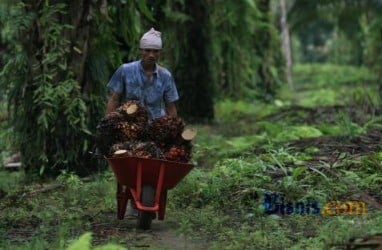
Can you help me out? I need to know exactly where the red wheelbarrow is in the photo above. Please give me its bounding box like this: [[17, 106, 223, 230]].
[[106, 156, 194, 229]]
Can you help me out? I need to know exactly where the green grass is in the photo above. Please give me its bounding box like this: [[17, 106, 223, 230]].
[[293, 63, 377, 87], [279, 64, 381, 108], [0, 171, 118, 249]]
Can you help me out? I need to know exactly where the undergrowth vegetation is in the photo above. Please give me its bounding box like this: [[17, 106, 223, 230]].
[[1, 64, 382, 249], [171, 64, 382, 249]]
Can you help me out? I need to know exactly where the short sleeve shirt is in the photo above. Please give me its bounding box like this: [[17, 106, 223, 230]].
[[107, 60, 179, 120]]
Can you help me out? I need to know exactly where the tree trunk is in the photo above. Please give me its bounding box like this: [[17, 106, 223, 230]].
[[279, 0, 293, 90], [173, 0, 214, 122], [255, 0, 284, 101]]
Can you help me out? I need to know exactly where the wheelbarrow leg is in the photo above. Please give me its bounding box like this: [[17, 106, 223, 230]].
[[158, 190, 167, 220], [116, 183, 129, 220]]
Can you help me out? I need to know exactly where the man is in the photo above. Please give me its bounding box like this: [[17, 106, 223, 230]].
[[105, 27, 179, 119], [105, 28, 178, 218]]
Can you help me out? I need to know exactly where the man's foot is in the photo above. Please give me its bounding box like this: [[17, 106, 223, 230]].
[[126, 201, 138, 218]]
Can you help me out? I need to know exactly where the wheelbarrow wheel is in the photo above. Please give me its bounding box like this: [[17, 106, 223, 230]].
[[137, 185, 155, 230]]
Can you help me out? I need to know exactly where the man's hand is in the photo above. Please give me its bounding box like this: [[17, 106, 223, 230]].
[[166, 102, 177, 117], [105, 92, 121, 115]]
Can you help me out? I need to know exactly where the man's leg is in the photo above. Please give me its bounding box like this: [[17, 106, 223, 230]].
[[126, 199, 138, 218]]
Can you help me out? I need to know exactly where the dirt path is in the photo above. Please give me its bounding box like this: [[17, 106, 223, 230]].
[[2, 209, 208, 250], [91, 212, 209, 250], [135, 220, 205, 250]]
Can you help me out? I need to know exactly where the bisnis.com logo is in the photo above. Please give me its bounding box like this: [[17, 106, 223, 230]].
[[262, 192, 367, 216]]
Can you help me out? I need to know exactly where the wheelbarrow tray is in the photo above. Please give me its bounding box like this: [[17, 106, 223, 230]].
[[106, 156, 193, 221], [106, 156, 193, 189]]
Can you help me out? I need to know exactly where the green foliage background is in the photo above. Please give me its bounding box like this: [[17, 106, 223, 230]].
[[0, 0, 283, 177], [0, 1, 154, 176]]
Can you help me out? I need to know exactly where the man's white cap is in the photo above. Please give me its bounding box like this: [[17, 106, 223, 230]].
[[139, 28, 162, 50]]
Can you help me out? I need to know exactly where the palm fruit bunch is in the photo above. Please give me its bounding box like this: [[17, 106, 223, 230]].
[[163, 128, 197, 162], [132, 142, 165, 159], [96, 101, 197, 163], [147, 116, 185, 143], [117, 100, 148, 125], [109, 141, 136, 156], [110, 141, 164, 159], [96, 101, 149, 156], [164, 145, 189, 162], [96, 112, 126, 156], [117, 122, 144, 141], [116, 100, 149, 140]]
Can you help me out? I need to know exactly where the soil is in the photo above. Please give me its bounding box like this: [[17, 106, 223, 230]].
[[90, 212, 209, 250], [288, 127, 382, 157], [3, 211, 209, 250]]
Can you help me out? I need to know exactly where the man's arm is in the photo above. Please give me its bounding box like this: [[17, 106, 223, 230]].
[[105, 92, 121, 115], [165, 102, 177, 117]]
